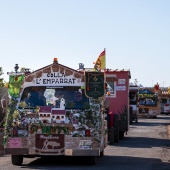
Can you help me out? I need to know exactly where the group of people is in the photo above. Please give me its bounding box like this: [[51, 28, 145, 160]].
[[21, 86, 86, 109], [24, 87, 47, 107], [22, 87, 64, 108]]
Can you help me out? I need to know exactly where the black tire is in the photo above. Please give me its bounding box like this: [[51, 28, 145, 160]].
[[109, 127, 114, 145], [100, 150, 104, 157], [119, 131, 124, 140], [11, 155, 23, 165], [88, 156, 96, 165], [129, 119, 132, 125], [114, 128, 119, 143]]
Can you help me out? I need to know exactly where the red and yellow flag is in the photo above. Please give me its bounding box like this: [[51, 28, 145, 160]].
[[94, 49, 106, 71]]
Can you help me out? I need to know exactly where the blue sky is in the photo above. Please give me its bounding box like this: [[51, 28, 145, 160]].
[[0, 0, 170, 87]]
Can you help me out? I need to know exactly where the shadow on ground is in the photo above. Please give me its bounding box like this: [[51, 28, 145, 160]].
[[112, 136, 170, 148], [20, 155, 170, 170]]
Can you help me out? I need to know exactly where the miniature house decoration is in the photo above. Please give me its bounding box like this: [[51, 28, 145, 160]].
[[38, 99, 66, 124], [51, 98, 66, 123], [38, 106, 52, 123]]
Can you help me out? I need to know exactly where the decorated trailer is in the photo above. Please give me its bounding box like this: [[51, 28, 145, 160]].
[[104, 69, 131, 143], [0, 58, 108, 165]]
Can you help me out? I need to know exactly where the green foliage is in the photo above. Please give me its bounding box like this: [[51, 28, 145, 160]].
[[19, 102, 27, 108], [3, 98, 18, 144], [0, 67, 5, 87], [0, 78, 5, 87], [12, 110, 20, 119], [8, 75, 24, 98]]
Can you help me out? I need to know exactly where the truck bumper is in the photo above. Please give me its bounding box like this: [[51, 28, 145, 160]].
[[5, 148, 29, 155], [65, 149, 100, 156], [4, 148, 100, 156]]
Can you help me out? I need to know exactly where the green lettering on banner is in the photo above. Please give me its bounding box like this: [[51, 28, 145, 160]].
[[139, 93, 154, 98]]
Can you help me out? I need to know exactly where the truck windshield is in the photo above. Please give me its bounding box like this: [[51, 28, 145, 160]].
[[138, 89, 158, 106], [129, 91, 137, 105], [19, 86, 89, 109], [139, 98, 157, 106], [160, 98, 167, 104]]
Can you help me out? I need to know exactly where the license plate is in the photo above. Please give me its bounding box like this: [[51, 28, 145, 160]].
[[79, 140, 91, 149]]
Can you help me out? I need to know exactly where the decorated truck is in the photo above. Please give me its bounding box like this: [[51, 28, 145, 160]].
[[129, 84, 139, 123], [137, 84, 161, 118], [160, 87, 170, 115], [0, 58, 108, 165]]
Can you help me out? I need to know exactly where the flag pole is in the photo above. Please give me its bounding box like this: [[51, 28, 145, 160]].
[[104, 48, 106, 70]]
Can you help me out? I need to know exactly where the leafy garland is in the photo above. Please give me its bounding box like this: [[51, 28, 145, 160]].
[[3, 98, 71, 145], [3, 96, 105, 145], [3, 99, 70, 145], [29, 124, 69, 135], [3, 98, 18, 144]]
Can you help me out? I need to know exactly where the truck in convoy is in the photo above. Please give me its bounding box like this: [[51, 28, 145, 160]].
[[137, 84, 161, 118], [129, 84, 139, 123], [0, 58, 108, 165], [0, 68, 9, 131], [0, 72, 9, 155], [160, 87, 170, 115], [104, 69, 131, 143]]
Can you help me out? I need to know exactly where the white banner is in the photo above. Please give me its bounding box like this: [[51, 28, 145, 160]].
[[115, 86, 126, 91]]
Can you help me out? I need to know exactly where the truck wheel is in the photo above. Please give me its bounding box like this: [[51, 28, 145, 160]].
[[114, 128, 119, 143], [11, 155, 23, 165], [109, 127, 114, 145], [136, 118, 138, 123], [119, 131, 124, 140], [88, 156, 96, 165], [100, 150, 104, 157]]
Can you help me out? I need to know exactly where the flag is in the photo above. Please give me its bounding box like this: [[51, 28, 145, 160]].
[[8, 75, 24, 98], [94, 49, 106, 71]]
